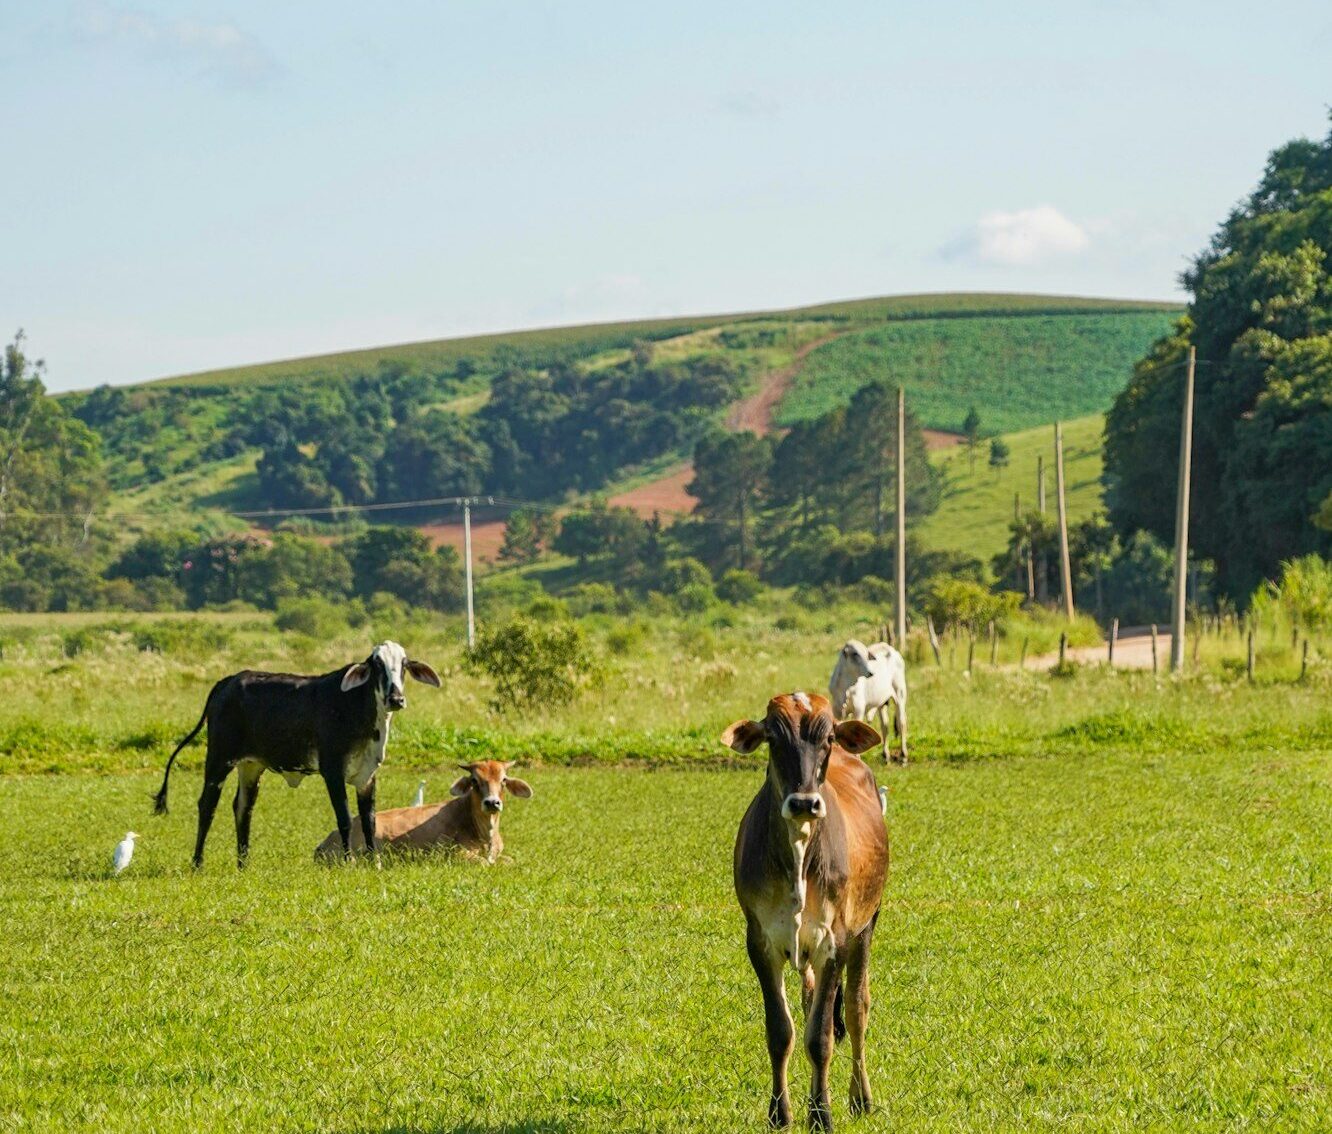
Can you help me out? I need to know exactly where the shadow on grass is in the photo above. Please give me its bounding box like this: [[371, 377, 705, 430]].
[[364, 1123, 574, 1134]]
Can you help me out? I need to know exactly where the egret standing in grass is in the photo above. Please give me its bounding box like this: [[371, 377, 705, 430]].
[[412, 780, 426, 807], [113, 831, 139, 875]]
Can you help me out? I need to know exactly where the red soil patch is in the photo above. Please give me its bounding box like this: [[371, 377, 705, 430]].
[[609, 463, 696, 519], [420, 518, 508, 562], [923, 429, 964, 450]]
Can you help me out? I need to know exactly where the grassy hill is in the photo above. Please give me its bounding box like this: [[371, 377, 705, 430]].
[[779, 311, 1176, 434], [128, 292, 1176, 393], [920, 414, 1106, 562]]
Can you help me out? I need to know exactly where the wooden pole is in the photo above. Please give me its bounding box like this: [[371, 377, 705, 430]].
[[1300, 638, 1309, 682], [1150, 623, 1159, 674], [966, 628, 976, 674], [1054, 422, 1074, 621], [463, 497, 476, 650], [926, 615, 941, 666], [1058, 632, 1067, 668], [1109, 617, 1118, 666], [988, 620, 997, 666], [1170, 345, 1196, 672], [895, 386, 907, 651]]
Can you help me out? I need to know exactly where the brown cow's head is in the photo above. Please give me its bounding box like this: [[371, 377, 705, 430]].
[[449, 760, 533, 814], [722, 692, 879, 821]]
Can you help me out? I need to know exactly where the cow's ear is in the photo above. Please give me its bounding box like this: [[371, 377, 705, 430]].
[[341, 663, 371, 691], [834, 719, 880, 754], [449, 775, 473, 797], [406, 660, 442, 687], [721, 719, 767, 754], [504, 777, 533, 799]]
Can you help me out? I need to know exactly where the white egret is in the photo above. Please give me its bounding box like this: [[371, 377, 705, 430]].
[[113, 831, 139, 875], [411, 780, 426, 807]]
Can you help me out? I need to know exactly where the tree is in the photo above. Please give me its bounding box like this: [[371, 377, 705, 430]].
[[687, 431, 772, 572], [962, 406, 982, 471], [499, 507, 549, 564], [348, 526, 462, 610], [988, 438, 1010, 476], [552, 501, 646, 568], [1104, 116, 1332, 598]]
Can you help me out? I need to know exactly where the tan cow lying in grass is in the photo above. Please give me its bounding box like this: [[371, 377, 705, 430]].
[[314, 760, 532, 864]]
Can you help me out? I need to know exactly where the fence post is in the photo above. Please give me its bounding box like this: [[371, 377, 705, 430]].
[[1109, 617, 1118, 667], [988, 620, 997, 666], [1300, 638, 1309, 682], [1150, 624, 1159, 674], [926, 615, 942, 666], [1020, 637, 1029, 669], [966, 628, 976, 675], [1058, 632, 1067, 668], [1247, 629, 1255, 682]]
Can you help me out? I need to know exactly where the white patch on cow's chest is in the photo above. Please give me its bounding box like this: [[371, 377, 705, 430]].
[[758, 821, 835, 973], [345, 712, 391, 791]]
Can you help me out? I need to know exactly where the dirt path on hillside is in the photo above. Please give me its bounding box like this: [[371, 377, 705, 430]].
[[726, 332, 845, 435], [1026, 628, 1169, 671]]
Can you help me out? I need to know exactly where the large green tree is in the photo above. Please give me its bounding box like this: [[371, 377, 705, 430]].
[[1104, 118, 1332, 597]]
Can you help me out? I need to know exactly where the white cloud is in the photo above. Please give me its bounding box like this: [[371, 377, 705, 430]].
[[73, 2, 280, 86], [946, 205, 1090, 266]]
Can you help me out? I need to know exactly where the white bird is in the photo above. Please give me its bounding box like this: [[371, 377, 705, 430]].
[[877, 786, 889, 817], [113, 831, 139, 875], [411, 780, 426, 807]]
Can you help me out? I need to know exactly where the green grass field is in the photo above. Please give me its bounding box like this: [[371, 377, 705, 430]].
[[920, 414, 1105, 562], [3, 613, 1332, 1129], [779, 312, 1176, 434]]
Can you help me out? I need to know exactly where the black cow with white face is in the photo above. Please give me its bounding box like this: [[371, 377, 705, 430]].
[[153, 641, 441, 867]]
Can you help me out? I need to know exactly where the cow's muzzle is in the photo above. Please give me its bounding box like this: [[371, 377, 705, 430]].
[[386, 692, 406, 711], [482, 797, 503, 813], [782, 793, 826, 820]]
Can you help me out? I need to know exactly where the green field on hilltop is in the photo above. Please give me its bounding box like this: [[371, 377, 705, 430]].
[[921, 414, 1105, 562], [122, 292, 1175, 394], [779, 310, 1177, 434]]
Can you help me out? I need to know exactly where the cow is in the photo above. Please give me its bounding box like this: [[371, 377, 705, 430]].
[[313, 760, 531, 864], [726, 691, 887, 1130], [152, 641, 441, 868], [828, 639, 908, 764]]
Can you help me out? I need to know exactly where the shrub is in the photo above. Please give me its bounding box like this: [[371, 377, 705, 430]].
[[465, 616, 596, 712], [674, 581, 717, 614], [717, 569, 763, 605], [924, 578, 1022, 629], [274, 597, 349, 638], [526, 595, 571, 621], [658, 557, 712, 595], [566, 582, 624, 617], [605, 620, 648, 655]]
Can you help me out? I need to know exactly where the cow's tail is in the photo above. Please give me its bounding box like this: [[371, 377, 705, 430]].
[[833, 979, 847, 1043], [152, 688, 214, 815]]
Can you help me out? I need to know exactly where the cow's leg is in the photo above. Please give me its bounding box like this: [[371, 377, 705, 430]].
[[846, 917, 878, 1116], [746, 920, 794, 1128], [804, 953, 843, 1131], [356, 776, 378, 864], [232, 761, 263, 869], [322, 772, 354, 860], [877, 702, 892, 763], [192, 744, 233, 869], [895, 689, 909, 764]]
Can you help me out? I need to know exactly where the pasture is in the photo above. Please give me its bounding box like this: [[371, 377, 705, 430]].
[[3, 616, 1331, 1131]]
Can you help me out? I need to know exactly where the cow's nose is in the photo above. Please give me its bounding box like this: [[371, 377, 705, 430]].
[[483, 797, 503, 813], [782, 793, 825, 819], [387, 693, 406, 710]]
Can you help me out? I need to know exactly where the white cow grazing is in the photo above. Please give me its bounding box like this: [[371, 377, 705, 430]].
[[829, 640, 909, 763]]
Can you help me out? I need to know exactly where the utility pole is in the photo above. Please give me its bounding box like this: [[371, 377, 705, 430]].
[[1170, 345, 1197, 673], [1054, 422, 1074, 621], [463, 497, 476, 650], [895, 386, 907, 650]]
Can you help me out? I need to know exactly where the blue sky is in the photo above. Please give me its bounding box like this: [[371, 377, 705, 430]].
[[2, 2, 1329, 391]]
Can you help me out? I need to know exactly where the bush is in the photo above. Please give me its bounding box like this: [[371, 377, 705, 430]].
[[566, 582, 624, 617], [658, 558, 712, 595], [674, 581, 717, 614], [924, 578, 1022, 629], [717, 569, 763, 605], [274, 597, 349, 638], [465, 616, 596, 712], [526, 595, 571, 621], [605, 620, 648, 655]]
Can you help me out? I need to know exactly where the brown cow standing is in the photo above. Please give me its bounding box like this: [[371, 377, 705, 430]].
[[725, 692, 887, 1131], [313, 760, 531, 864]]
